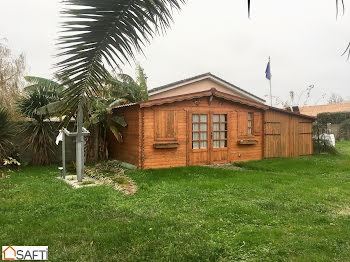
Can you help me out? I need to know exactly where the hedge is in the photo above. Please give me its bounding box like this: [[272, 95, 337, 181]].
[[317, 112, 350, 124]]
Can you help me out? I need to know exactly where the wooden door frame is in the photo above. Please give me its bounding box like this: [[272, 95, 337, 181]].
[[209, 111, 230, 164], [187, 110, 230, 165], [187, 111, 210, 166]]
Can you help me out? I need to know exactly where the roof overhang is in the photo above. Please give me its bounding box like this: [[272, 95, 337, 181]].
[[112, 88, 268, 110], [112, 89, 318, 121], [268, 106, 317, 121]]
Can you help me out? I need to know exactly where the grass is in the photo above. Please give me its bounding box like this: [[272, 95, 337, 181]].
[[1, 142, 350, 261]]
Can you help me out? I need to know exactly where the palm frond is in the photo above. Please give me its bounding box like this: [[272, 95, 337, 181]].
[[36, 100, 64, 115], [248, 0, 251, 18], [342, 42, 350, 60], [118, 74, 137, 85], [336, 0, 345, 18], [111, 115, 127, 127], [56, 0, 184, 118], [24, 76, 65, 93], [109, 124, 123, 142]]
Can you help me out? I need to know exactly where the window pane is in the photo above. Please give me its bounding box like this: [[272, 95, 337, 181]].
[[213, 131, 220, 139], [221, 123, 227, 131], [248, 113, 252, 120], [200, 132, 208, 140], [200, 123, 208, 131], [192, 114, 199, 122], [220, 140, 227, 148], [248, 127, 252, 135], [193, 141, 199, 149], [213, 123, 220, 131], [213, 140, 220, 148], [248, 121, 252, 127], [220, 131, 227, 139], [192, 132, 199, 140], [200, 141, 207, 149], [220, 114, 227, 122], [200, 114, 207, 122], [213, 114, 220, 122], [192, 123, 199, 131]]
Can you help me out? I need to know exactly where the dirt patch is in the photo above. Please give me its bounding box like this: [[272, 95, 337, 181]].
[[207, 163, 244, 171], [338, 206, 350, 216], [85, 160, 137, 195], [96, 174, 137, 195]]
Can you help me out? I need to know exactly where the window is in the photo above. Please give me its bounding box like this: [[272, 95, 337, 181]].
[[213, 114, 227, 148], [248, 112, 253, 135], [155, 110, 176, 140], [192, 114, 208, 149]]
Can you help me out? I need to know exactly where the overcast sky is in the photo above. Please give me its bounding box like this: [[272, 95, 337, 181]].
[[1, 0, 349, 106]]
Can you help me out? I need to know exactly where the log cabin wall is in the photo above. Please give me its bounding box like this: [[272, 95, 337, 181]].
[[264, 109, 313, 158], [108, 106, 140, 166], [141, 96, 264, 169], [109, 95, 314, 169]]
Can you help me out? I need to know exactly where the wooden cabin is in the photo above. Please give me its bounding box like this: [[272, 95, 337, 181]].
[[108, 85, 316, 169]]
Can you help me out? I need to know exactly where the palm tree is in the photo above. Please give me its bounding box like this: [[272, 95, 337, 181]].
[[85, 65, 149, 161], [56, 0, 183, 117], [28, 68, 147, 162], [54, 0, 184, 180], [107, 64, 149, 104], [17, 86, 60, 166]]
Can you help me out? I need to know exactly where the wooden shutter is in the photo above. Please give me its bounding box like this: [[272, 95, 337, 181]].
[[238, 112, 248, 137], [254, 112, 262, 135], [154, 110, 177, 140]]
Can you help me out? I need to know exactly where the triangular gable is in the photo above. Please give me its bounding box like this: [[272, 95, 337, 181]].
[[148, 73, 265, 103], [140, 88, 268, 110]]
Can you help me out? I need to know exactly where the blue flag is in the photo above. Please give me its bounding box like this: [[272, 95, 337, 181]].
[[265, 61, 271, 80]]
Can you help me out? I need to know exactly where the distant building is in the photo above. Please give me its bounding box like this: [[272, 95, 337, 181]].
[[298, 102, 350, 117]]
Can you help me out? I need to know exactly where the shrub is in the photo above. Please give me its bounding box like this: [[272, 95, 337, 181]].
[[17, 87, 57, 166], [313, 138, 339, 155], [338, 119, 350, 141], [0, 107, 16, 163], [317, 112, 350, 125]]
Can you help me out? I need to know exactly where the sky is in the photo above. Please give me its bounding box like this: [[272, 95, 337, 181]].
[[1, 0, 349, 106]]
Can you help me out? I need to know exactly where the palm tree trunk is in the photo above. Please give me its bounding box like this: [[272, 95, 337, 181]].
[[76, 98, 84, 182]]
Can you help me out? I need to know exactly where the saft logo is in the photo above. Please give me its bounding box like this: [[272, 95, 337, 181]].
[[2, 246, 48, 261]]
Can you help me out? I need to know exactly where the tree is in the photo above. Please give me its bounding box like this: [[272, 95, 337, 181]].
[[107, 64, 149, 103], [30, 67, 147, 163], [274, 85, 320, 107], [17, 86, 60, 166], [85, 65, 149, 161], [56, 0, 183, 120], [0, 38, 26, 114], [53, 0, 183, 180], [328, 93, 344, 104]]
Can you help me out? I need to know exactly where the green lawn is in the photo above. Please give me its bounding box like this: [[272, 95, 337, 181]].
[[2, 142, 350, 261]]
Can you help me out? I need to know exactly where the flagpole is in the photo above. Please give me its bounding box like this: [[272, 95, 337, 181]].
[[269, 57, 272, 106]]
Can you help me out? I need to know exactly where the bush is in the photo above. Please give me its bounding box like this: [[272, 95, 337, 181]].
[[0, 107, 17, 163], [17, 87, 57, 166], [313, 138, 339, 155], [317, 112, 350, 124], [338, 119, 350, 141]]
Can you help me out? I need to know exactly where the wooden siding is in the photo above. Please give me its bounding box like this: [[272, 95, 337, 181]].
[[108, 106, 140, 166], [109, 97, 314, 169], [142, 97, 264, 169], [264, 109, 313, 158]]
